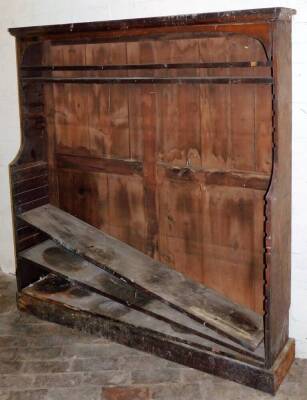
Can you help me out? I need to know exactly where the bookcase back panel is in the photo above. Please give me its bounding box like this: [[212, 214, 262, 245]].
[[41, 34, 274, 314], [51, 82, 272, 171]]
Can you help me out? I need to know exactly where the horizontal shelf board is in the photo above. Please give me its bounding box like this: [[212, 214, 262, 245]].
[[13, 174, 49, 195], [9, 8, 296, 38], [11, 161, 48, 183], [56, 154, 143, 176], [20, 204, 264, 351], [16, 232, 48, 252], [22, 76, 273, 85], [56, 154, 270, 191], [20, 273, 263, 365], [158, 163, 270, 191], [14, 185, 49, 206], [16, 196, 49, 215], [21, 61, 272, 71], [20, 240, 263, 362]]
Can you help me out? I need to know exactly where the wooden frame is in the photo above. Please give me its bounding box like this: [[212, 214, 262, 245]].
[[9, 7, 295, 394]]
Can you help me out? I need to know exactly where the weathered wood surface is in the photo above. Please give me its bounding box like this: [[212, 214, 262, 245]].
[[26, 274, 256, 361], [9, 8, 295, 388], [264, 20, 292, 367], [20, 240, 264, 361], [57, 154, 143, 176], [9, 8, 295, 38], [21, 61, 272, 72], [22, 76, 273, 84], [11, 161, 49, 252], [43, 36, 272, 313], [18, 275, 295, 394], [56, 154, 269, 190], [21, 204, 263, 350]]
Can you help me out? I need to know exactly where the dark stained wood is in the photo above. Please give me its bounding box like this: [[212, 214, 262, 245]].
[[159, 163, 270, 191], [15, 258, 48, 291], [20, 204, 264, 350], [56, 168, 147, 253], [14, 185, 49, 206], [11, 161, 49, 255], [106, 174, 147, 253], [29, 25, 273, 59], [202, 186, 265, 313], [22, 76, 273, 84], [12, 161, 48, 182], [255, 85, 273, 174], [44, 60, 60, 206], [9, 8, 295, 38], [22, 275, 257, 361], [16, 231, 48, 253], [9, 8, 295, 392], [18, 275, 295, 395], [56, 154, 143, 176], [21, 61, 272, 72], [13, 174, 48, 195], [51, 44, 90, 157], [264, 20, 292, 368], [86, 42, 130, 160], [20, 240, 264, 362]]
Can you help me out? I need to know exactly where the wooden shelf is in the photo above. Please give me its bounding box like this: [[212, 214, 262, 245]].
[[21, 61, 272, 72], [55, 154, 270, 191], [22, 76, 273, 85], [20, 204, 264, 351], [18, 274, 294, 394], [20, 239, 264, 362], [21, 273, 262, 363]]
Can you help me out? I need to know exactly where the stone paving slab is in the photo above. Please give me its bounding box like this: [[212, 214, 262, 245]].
[[0, 271, 306, 400]]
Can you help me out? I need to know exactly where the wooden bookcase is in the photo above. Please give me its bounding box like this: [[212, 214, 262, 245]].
[[9, 8, 295, 394]]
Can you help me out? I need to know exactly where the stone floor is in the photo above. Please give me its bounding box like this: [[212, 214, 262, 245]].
[[0, 271, 306, 400]]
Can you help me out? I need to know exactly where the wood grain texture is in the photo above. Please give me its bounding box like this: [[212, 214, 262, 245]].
[[264, 20, 292, 368], [51, 44, 90, 156], [9, 9, 295, 390], [20, 240, 264, 362], [18, 275, 295, 394], [86, 43, 130, 159], [9, 8, 295, 38], [20, 204, 263, 350]]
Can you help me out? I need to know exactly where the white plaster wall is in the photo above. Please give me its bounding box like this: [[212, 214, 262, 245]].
[[0, 0, 306, 357]]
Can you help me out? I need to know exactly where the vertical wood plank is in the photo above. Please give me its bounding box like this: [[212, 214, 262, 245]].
[[158, 179, 203, 281], [107, 174, 147, 252], [127, 39, 200, 165], [58, 169, 108, 230], [255, 85, 273, 174], [86, 43, 130, 159], [51, 44, 90, 155], [43, 43, 59, 206], [230, 84, 256, 171], [265, 20, 292, 367], [199, 37, 231, 170], [202, 186, 264, 313]]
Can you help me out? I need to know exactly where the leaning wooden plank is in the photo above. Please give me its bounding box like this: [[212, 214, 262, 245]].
[[18, 274, 294, 395], [20, 240, 264, 361], [20, 204, 263, 350], [21, 274, 261, 365]]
